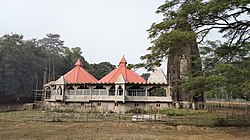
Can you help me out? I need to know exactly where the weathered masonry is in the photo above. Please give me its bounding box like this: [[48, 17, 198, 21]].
[[43, 56, 174, 113]]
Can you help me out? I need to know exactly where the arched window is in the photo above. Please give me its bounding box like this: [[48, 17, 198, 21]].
[[148, 86, 166, 97], [57, 86, 62, 95], [67, 86, 74, 95], [127, 86, 145, 96], [45, 87, 51, 99], [117, 86, 123, 96], [109, 86, 115, 96]]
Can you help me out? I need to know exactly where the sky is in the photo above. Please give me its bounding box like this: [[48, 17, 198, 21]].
[[0, 0, 166, 72]]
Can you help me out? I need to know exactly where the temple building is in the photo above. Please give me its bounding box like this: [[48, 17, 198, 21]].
[[43, 56, 172, 113]]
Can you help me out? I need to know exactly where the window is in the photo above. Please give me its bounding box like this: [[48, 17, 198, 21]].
[[58, 86, 62, 95], [118, 86, 123, 96], [156, 104, 161, 108], [109, 86, 115, 96], [97, 103, 101, 106], [135, 103, 139, 107], [115, 103, 118, 106]]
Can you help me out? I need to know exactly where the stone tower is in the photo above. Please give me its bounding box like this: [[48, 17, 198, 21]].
[[167, 39, 202, 108]]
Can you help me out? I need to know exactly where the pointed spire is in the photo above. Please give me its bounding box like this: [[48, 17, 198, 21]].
[[119, 55, 127, 66], [74, 59, 82, 66], [64, 58, 98, 83], [99, 55, 146, 83]]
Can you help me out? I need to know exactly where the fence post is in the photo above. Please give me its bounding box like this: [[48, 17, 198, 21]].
[[196, 113, 199, 126], [247, 104, 249, 116], [118, 113, 120, 122], [86, 113, 88, 122]]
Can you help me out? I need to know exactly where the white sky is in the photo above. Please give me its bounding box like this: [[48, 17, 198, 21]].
[[0, 0, 166, 72]]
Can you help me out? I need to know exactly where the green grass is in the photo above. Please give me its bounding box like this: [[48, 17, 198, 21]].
[[147, 108, 206, 116]]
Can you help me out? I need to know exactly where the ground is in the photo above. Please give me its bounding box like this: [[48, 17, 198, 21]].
[[0, 121, 250, 140]]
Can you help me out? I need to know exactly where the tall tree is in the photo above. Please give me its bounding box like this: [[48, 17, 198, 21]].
[[178, 0, 250, 102], [141, 0, 250, 105], [141, 0, 202, 104], [0, 33, 117, 103], [89, 62, 116, 80], [0, 34, 38, 97], [37, 33, 66, 82], [187, 0, 250, 49], [63, 46, 92, 72]]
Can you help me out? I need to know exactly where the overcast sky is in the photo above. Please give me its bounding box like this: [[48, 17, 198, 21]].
[[1, 0, 166, 71]]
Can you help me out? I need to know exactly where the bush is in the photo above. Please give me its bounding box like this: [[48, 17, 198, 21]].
[[213, 118, 228, 127], [147, 108, 205, 116], [125, 108, 146, 114], [52, 107, 76, 113]]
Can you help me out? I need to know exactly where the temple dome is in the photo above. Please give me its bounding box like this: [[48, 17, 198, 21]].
[[147, 68, 167, 84], [64, 59, 98, 83], [99, 56, 146, 83]]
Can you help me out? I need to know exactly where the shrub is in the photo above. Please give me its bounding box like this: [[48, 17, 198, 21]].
[[147, 108, 205, 116], [126, 108, 146, 114], [213, 118, 228, 127]]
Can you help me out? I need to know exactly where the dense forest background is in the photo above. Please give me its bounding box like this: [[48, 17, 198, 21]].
[[0, 33, 116, 103]]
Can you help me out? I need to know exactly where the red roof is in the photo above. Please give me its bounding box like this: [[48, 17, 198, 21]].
[[64, 59, 98, 83], [99, 56, 146, 83]]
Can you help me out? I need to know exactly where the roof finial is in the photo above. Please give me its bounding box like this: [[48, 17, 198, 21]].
[[119, 55, 127, 66], [74, 58, 82, 66]]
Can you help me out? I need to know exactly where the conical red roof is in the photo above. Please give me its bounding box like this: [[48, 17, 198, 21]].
[[64, 59, 98, 83], [99, 56, 146, 83]]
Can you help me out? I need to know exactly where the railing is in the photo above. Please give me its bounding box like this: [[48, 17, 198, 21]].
[[67, 90, 75, 95], [127, 89, 146, 96], [51, 90, 57, 95], [58, 89, 169, 97], [92, 89, 107, 96], [126, 96, 172, 102], [76, 89, 91, 95], [109, 89, 115, 96]]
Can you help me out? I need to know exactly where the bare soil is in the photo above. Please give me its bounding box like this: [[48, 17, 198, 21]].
[[0, 121, 250, 140]]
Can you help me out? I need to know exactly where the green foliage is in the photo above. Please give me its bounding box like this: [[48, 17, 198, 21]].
[[161, 0, 250, 101], [89, 62, 115, 80], [150, 87, 166, 97], [141, 26, 197, 70], [181, 76, 207, 97], [0, 33, 115, 102], [213, 118, 228, 127], [147, 108, 205, 116], [51, 107, 76, 113], [140, 73, 150, 80], [142, 0, 250, 70], [125, 108, 146, 114]]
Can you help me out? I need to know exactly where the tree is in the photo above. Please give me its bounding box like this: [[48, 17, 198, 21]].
[[140, 0, 202, 104], [89, 62, 116, 80], [37, 33, 67, 82], [0, 34, 39, 97], [141, 0, 250, 104], [182, 40, 250, 101], [63, 46, 91, 72], [0, 33, 118, 103], [172, 0, 250, 62], [141, 73, 150, 80], [187, 0, 250, 48]]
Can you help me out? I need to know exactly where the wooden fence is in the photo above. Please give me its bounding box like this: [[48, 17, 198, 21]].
[[0, 110, 249, 127]]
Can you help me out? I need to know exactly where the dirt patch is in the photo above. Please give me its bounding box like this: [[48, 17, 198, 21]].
[[0, 121, 250, 140]]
